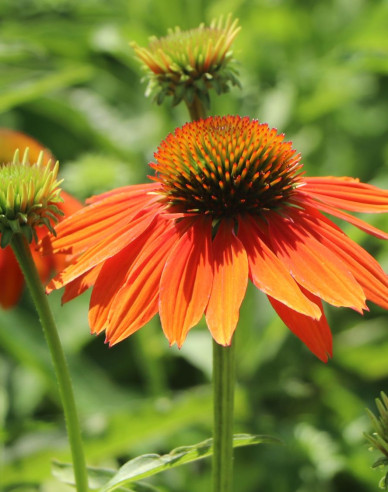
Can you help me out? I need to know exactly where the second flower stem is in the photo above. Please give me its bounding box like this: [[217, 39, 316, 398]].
[[185, 95, 207, 121], [212, 338, 236, 492], [11, 234, 89, 492]]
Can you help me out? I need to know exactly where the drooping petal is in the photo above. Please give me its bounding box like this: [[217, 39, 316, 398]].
[[205, 219, 248, 345], [159, 216, 213, 347], [0, 247, 24, 308], [46, 208, 158, 292], [267, 210, 367, 312], [62, 264, 103, 304], [237, 216, 321, 319], [45, 188, 160, 254], [88, 237, 147, 335], [86, 183, 161, 204], [297, 193, 388, 240], [303, 177, 388, 212], [268, 290, 332, 362], [319, 233, 388, 310], [106, 217, 185, 345], [295, 206, 388, 310]]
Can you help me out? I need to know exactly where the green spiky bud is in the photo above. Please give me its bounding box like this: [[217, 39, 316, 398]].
[[0, 148, 64, 248], [131, 14, 241, 109], [365, 392, 388, 489]]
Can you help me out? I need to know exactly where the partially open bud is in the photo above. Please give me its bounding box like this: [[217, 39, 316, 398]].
[[0, 149, 63, 248], [131, 15, 241, 110]]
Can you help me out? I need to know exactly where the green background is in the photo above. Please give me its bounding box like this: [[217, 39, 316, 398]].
[[1, 0, 388, 490]]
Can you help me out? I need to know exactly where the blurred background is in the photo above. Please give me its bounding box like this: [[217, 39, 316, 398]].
[[1, 0, 388, 490]]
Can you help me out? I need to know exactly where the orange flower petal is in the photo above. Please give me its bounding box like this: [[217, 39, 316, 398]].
[[0, 128, 54, 166], [106, 218, 184, 345], [31, 242, 53, 282], [47, 208, 157, 292], [238, 216, 321, 319], [299, 207, 388, 310], [62, 264, 103, 304], [159, 217, 213, 347], [268, 210, 367, 312], [38, 191, 83, 274], [205, 220, 248, 345], [268, 290, 332, 362], [304, 177, 388, 212], [298, 194, 388, 240], [88, 238, 147, 335], [46, 188, 159, 254], [0, 247, 24, 308], [86, 183, 160, 204]]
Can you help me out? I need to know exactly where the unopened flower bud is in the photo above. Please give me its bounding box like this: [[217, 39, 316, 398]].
[[132, 15, 241, 110], [0, 149, 63, 248]]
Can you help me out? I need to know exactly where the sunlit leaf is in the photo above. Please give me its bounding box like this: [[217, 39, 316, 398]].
[[52, 434, 280, 491], [102, 434, 280, 491], [52, 461, 162, 491]]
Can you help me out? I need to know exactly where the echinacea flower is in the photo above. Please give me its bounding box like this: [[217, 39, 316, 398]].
[[45, 116, 388, 362], [0, 129, 81, 308], [131, 15, 241, 109]]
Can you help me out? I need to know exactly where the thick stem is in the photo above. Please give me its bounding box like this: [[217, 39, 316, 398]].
[[11, 234, 89, 492], [185, 95, 207, 121], [212, 338, 236, 492]]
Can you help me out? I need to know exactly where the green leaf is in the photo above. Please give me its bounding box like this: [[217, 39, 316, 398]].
[[52, 461, 115, 490], [52, 434, 279, 491], [52, 461, 161, 491], [103, 433, 280, 491], [2, 386, 218, 485]]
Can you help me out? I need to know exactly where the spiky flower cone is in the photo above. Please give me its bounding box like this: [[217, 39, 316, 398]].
[[132, 15, 241, 111], [0, 149, 63, 248]]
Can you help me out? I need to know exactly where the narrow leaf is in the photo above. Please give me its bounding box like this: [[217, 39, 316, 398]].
[[102, 434, 280, 491], [52, 434, 280, 491], [52, 461, 160, 491]]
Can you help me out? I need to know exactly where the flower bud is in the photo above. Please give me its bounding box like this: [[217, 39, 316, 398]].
[[132, 15, 241, 109], [0, 148, 63, 248]]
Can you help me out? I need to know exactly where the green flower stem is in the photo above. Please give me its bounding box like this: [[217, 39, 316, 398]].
[[212, 338, 236, 492], [184, 90, 237, 492], [10, 233, 89, 492], [185, 95, 207, 121], [184, 92, 237, 492]]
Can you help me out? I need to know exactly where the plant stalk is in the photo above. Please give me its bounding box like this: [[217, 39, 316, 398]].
[[185, 95, 207, 120], [184, 87, 237, 492], [11, 234, 89, 492], [212, 338, 236, 492]]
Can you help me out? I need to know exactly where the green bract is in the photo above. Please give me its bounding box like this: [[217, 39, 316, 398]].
[[132, 15, 241, 109], [0, 149, 63, 248], [365, 392, 388, 489]]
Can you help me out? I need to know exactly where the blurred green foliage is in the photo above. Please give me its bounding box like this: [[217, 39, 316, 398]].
[[1, 0, 388, 490]]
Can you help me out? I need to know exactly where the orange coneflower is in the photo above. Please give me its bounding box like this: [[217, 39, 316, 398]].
[[0, 129, 81, 308], [45, 116, 388, 362]]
